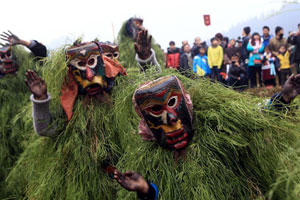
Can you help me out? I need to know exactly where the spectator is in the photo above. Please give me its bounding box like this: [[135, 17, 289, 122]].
[[288, 23, 300, 74], [191, 37, 208, 58], [241, 26, 251, 64], [262, 26, 272, 47], [269, 26, 291, 85], [224, 39, 241, 65], [208, 37, 223, 82], [247, 32, 265, 88], [226, 53, 247, 89], [277, 45, 292, 86], [215, 33, 226, 49], [193, 46, 210, 77], [166, 41, 180, 69], [223, 37, 229, 49], [179, 43, 193, 76], [180, 40, 189, 54], [262, 46, 276, 88]]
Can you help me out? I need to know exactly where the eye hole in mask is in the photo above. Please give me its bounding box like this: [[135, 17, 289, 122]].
[[167, 96, 178, 108], [103, 53, 113, 58]]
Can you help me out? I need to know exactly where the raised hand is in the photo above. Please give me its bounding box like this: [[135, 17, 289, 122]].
[[134, 29, 152, 60], [281, 74, 300, 103], [25, 70, 48, 100], [114, 170, 149, 194], [0, 31, 22, 46]]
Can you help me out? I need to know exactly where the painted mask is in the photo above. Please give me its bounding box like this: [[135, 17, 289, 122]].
[[0, 46, 17, 75], [125, 18, 144, 40], [100, 44, 120, 61], [62, 42, 127, 120], [133, 76, 193, 150], [66, 42, 110, 96]]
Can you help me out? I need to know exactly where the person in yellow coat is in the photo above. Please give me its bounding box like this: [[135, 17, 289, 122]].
[[208, 37, 223, 82], [277, 45, 292, 86]]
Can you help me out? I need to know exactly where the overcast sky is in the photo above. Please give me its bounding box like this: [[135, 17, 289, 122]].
[[0, 0, 299, 50]]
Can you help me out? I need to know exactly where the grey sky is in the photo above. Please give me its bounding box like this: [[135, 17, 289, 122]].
[[0, 0, 298, 50]]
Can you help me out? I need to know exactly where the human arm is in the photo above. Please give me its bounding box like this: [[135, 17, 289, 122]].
[[217, 46, 223, 68], [258, 43, 265, 53], [247, 42, 254, 52], [1, 31, 47, 58], [269, 74, 300, 110], [114, 170, 158, 200], [207, 47, 212, 68], [25, 70, 56, 137]]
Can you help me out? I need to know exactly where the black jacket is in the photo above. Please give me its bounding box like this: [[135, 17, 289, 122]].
[[29, 40, 47, 59], [288, 35, 300, 62], [179, 53, 191, 71], [228, 63, 246, 79], [241, 36, 250, 62]]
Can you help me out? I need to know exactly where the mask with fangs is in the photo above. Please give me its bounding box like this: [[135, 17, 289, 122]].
[[133, 76, 193, 150]]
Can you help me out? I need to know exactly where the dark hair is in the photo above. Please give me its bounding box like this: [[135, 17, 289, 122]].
[[275, 26, 283, 35], [298, 23, 300, 27], [263, 26, 270, 31], [195, 46, 206, 55], [251, 32, 261, 46], [223, 37, 229, 43], [169, 41, 175, 46], [243, 26, 251, 35], [215, 33, 223, 40], [210, 37, 217, 43], [199, 46, 206, 52]]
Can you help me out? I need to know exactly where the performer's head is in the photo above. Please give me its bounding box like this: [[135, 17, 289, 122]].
[[0, 46, 17, 75], [133, 76, 193, 150], [66, 42, 109, 96], [125, 17, 144, 41]]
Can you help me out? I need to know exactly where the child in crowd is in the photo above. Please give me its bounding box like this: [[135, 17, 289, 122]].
[[277, 45, 292, 86], [226, 53, 247, 90], [208, 37, 223, 82], [193, 46, 210, 77], [262, 46, 276, 88]]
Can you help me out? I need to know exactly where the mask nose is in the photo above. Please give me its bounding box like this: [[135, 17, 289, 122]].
[[167, 113, 178, 126], [86, 67, 94, 81]]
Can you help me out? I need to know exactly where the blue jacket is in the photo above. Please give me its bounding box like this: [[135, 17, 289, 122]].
[[192, 54, 210, 76], [262, 35, 272, 48], [247, 42, 265, 67]]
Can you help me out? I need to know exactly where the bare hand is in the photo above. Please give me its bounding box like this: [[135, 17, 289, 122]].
[[281, 74, 300, 103], [134, 29, 152, 60], [0, 31, 22, 46], [25, 70, 48, 100], [114, 170, 149, 194]]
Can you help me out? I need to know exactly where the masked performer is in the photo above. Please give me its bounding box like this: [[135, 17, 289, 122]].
[[0, 31, 47, 198], [118, 18, 164, 72], [5, 40, 158, 200], [111, 70, 300, 199]]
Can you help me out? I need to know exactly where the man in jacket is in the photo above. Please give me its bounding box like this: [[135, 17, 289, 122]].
[[179, 43, 192, 77], [288, 23, 300, 74], [166, 41, 180, 69]]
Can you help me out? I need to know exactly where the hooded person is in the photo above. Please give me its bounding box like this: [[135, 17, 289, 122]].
[[110, 69, 300, 199], [0, 31, 47, 198], [118, 17, 164, 72]]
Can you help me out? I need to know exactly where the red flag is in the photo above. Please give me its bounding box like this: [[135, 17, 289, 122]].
[[203, 15, 211, 26]]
